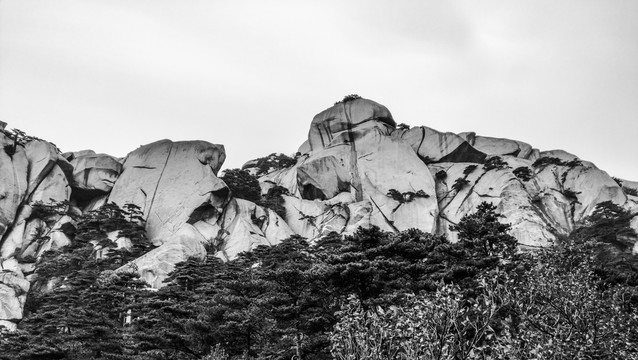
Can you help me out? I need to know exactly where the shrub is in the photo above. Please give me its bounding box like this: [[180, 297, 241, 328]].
[[463, 164, 478, 176], [259, 185, 289, 219], [483, 156, 508, 171], [220, 168, 262, 203], [244, 153, 296, 176], [513, 166, 533, 182], [334, 94, 362, 105], [561, 188, 580, 201], [624, 186, 638, 197], [564, 158, 583, 168], [396, 123, 410, 130], [451, 177, 470, 192], [30, 200, 69, 220], [532, 156, 565, 168], [613, 177, 624, 187], [435, 170, 447, 181], [330, 281, 513, 360]]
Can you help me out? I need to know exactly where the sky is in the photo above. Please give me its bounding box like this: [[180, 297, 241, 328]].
[[1, 0, 637, 180]]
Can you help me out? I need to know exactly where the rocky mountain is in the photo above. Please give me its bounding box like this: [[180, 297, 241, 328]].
[[0, 97, 637, 331]]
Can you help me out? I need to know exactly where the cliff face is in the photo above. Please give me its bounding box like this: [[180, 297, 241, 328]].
[[256, 98, 636, 247], [1, 98, 637, 330]]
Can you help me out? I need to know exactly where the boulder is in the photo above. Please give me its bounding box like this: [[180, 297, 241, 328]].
[[212, 198, 294, 261], [70, 153, 122, 194], [23, 141, 60, 197], [356, 128, 438, 233], [308, 98, 395, 151], [0, 270, 30, 321], [108, 140, 228, 243], [459, 132, 538, 160], [392, 126, 487, 163]]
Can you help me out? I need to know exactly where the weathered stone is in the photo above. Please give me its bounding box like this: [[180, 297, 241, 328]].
[[24, 141, 60, 197], [459, 132, 538, 160], [393, 126, 487, 163], [108, 140, 228, 244], [70, 153, 122, 194], [357, 129, 438, 233], [212, 199, 294, 261], [430, 161, 556, 246], [308, 98, 395, 151], [0, 270, 29, 321], [118, 224, 207, 288], [0, 133, 28, 241]]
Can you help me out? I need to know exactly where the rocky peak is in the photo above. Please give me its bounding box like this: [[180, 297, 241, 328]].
[[0, 99, 637, 331]]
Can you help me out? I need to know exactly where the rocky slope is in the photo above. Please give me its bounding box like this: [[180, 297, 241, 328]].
[[0, 98, 636, 330]]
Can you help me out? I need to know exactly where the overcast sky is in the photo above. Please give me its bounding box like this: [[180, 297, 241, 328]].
[[1, 0, 637, 180]]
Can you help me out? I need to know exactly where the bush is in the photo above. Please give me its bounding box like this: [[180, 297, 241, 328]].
[[220, 168, 262, 203], [532, 156, 564, 168], [624, 186, 638, 196], [435, 170, 447, 181], [513, 166, 533, 182], [463, 164, 478, 176], [334, 94, 362, 105], [331, 281, 513, 360], [243, 153, 297, 176], [387, 189, 429, 204], [564, 158, 583, 168], [259, 185, 289, 219], [561, 188, 580, 201], [483, 156, 508, 171], [29, 200, 70, 221], [451, 177, 470, 192]]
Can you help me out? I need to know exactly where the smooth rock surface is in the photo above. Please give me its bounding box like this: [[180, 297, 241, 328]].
[[70, 153, 122, 193], [0, 133, 28, 241], [108, 140, 228, 243], [308, 98, 395, 151], [393, 126, 487, 163]]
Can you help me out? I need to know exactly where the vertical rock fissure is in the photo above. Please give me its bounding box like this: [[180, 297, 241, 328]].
[[0, 156, 26, 246], [343, 103, 363, 202], [145, 143, 175, 223]]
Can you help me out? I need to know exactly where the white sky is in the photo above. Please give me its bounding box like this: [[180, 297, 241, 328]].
[[1, 0, 637, 180]]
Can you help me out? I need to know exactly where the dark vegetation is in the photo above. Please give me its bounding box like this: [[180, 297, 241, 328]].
[[532, 156, 583, 170], [386, 189, 429, 204], [435, 169, 447, 181], [1, 127, 61, 155], [242, 153, 297, 177], [220, 169, 289, 219], [334, 94, 362, 105], [1, 201, 637, 359], [482, 156, 508, 171], [452, 177, 470, 192], [513, 166, 533, 182]]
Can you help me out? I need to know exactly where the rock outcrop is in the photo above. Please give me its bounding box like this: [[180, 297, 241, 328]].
[[258, 98, 637, 249], [1, 98, 637, 331], [108, 139, 228, 244]]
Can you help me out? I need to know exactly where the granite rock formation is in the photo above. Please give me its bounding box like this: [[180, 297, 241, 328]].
[[0, 97, 636, 330]]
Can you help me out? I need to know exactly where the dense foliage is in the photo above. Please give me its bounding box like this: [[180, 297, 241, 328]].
[[220, 169, 289, 219], [1, 201, 637, 359], [242, 153, 297, 177]]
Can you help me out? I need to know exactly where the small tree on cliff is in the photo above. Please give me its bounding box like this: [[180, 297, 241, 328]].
[[450, 202, 517, 258]]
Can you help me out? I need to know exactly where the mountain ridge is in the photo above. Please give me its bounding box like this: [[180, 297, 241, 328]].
[[0, 97, 636, 330]]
